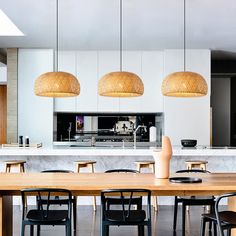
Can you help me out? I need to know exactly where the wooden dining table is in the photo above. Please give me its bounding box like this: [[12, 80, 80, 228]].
[[0, 172, 236, 236]]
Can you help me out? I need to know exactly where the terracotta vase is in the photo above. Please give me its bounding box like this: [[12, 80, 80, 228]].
[[153, 136, 172, 179]]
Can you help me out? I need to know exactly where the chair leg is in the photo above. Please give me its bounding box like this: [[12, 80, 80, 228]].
[[213, 222, 217, 236], [66, 221, 72, 236], [173, 197, 178, 231], [182, 203, 186, 236], [21, 223, 25, 236], [147, 224, 152, 236], [138, 225, 144, 236], [105, 225, 109, 236], [37, 225, 40, 236], [227, 228, 231, 236], [73, 198, 77, 231], [200, 217, 206, 236], [101, 224, 109, 236], [30, 225, 34, 236]]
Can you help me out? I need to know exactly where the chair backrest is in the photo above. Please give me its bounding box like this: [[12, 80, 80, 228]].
[[41, 170, 74, 173], [21, 188, 72, 220], [176, 169, 210, 174], [214, 192, 236, 236], [101, 189, 151, 222], [105, 169, 139, 173]]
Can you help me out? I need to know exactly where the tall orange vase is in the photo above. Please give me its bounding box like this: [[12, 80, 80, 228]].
[[153, 136, 172, 179]]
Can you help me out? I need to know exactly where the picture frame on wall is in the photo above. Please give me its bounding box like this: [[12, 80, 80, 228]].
[[76, 116, 84, 132]]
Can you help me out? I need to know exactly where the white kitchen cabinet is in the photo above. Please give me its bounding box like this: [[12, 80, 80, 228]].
[[76, 51, 98, 112], [163, 49, 211, 145], [123, 51, 164, 112], [97, 51, 120, 112], [53, 50, 165, 113], [18, 49, 54, 146], [54, 51, 77, 112], [119, 51, 142, 112], [99, 51, 164, 113]]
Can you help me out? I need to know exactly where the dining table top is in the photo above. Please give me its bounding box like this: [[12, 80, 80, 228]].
[[0, 172, 235, 196]]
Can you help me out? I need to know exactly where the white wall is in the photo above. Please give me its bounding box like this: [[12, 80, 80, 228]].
[[163, 49, 211, 145], [18, 49, 54, 146]]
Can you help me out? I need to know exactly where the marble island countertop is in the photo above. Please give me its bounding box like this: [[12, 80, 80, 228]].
[[0, 145, 236, 156]]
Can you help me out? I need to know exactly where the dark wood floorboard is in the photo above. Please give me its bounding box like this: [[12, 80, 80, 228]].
[[14, 205, 217, 236]]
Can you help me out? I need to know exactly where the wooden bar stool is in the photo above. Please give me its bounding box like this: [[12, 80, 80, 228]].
[[185, 160, 208, 170], [74, 160, 97, 211], [134, 160, 158, 211], [4, 160, 27, 209], [4, 160, 26, 173], [185, 160, 209, 212]]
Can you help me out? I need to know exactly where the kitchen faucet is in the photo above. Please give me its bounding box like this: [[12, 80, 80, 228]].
[[133, 124, 147, 148], [67, 122, 72, 141]]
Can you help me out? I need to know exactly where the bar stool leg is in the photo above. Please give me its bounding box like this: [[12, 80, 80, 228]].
[[151, 163, 158, 212], [136, 164, 141, 172], [5, 164, 10, 173], [76, 163, 97, 212], [20, 163, 25, 173], [90, 164, 97, 211], [136, 162, 158, 211]]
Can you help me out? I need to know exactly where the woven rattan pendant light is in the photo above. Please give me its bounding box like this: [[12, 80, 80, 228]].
[[98, 0, 144, 97], [161, 0, 207, 97], [34, 0, 80, 97]]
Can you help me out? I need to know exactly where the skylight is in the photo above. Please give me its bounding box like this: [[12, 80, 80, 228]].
[[0, 9, 24, 36]]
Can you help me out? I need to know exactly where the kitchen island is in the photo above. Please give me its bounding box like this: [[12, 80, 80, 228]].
[[0, 145, 236, 205], [0, 145, 235, 173]]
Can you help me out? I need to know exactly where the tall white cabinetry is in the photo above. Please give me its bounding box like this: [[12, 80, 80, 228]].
[[54, 50, 164, 113], [97, 51, 120, 112], [163, 49, 211, 145], [18, 49, 54, 146], [54, 51, 77, 112], [76, 51, 98, 112], [54, 51, 99, 112]]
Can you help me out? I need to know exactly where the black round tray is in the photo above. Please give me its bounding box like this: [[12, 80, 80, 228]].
[[169, 177, 202, 183]]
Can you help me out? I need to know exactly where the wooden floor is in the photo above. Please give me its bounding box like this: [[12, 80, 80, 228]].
[[13, 205, 215, 236]]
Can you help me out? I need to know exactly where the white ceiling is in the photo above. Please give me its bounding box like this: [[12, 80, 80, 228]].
[[0, 0, 236, 53]]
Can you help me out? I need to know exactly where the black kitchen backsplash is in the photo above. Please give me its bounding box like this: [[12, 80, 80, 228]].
[[54, 112, 163, 143]]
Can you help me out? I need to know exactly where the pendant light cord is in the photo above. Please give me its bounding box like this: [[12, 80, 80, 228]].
[[120, 0, 123, 72], [55, 0, 59, 72], [183, 0, 186, 71]]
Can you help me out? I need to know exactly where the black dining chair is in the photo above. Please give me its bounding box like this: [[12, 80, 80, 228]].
[[173, 169, 215, 236], [21, 188, 72, 236], [201, 192, 236, 236], [101, 189, 152, 236], [105, 169, 141, 209], [40, 170, 77, 233]]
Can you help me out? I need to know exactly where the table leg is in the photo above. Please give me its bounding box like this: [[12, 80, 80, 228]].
[[0, 196, 12, 236], [228, 197, 236, 236]]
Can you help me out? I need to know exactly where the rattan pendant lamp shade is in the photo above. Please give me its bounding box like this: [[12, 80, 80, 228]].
[[98, 0, 144, 97], [34, 0, 80, 97], [161, 0, 207, 97]]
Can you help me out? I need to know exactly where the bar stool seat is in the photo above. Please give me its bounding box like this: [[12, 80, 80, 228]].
[[4, 160, 27, 208], [135, 160, 155, 172], [134, 160, 158, 211], [74, 160, 97, 211], [185, 160, 208, 170], [4, 160, 26, 173], [74, 160, 96, 171]]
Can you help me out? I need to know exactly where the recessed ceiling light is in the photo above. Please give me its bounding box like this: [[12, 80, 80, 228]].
[[0, 9, 24, 36]]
